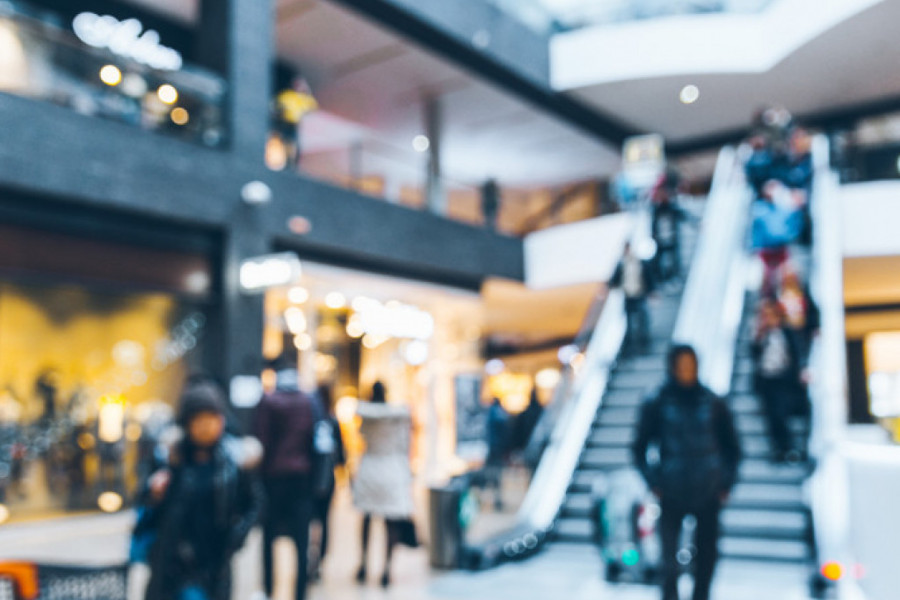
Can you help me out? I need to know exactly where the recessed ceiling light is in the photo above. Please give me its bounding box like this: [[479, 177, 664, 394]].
[[413, 135, 430, 153], [680, 84, 700, 105]]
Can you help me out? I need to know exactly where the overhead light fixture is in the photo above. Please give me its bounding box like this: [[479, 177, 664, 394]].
[[412, 135, 430, 153], [99, 64, 122, 86], [680, 84, 700, 105], [241, 180, 273, 205], [239, 253, 302, 292]]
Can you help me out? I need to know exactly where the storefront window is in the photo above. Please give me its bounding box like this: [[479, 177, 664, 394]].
[[0, 0, 227, 147], [0, 281, 207, 521]]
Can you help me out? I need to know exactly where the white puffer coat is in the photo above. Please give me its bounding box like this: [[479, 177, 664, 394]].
[[352, 402, 413, 519]]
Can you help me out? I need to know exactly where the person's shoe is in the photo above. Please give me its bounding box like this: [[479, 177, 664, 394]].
[[355, 566, 367, 584], [380, 572, 391, 588]]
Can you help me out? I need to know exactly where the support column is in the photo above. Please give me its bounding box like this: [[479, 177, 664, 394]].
[[424, 97, 446, 215]]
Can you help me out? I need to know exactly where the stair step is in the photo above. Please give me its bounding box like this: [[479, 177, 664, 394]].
[[719, 537, 811, 562], [554, 517, 593, 542], [595, 406, 640, 427], [736, 415, 808, 436], [729, 394, 762, 415], [580, 447, 631, 469], [609, 371, 664, 391], [562, 493, 595, 518], [739, 460, 808, 484], [587, 427, 635, 446], [603, 390, 645, 408], [721, 510, 808, 540], [729, 483, 805, 510], [615, 355, 667, 372]]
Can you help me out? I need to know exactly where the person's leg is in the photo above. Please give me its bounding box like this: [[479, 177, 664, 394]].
[[292, 491, 313, 600], [357, 514, 371, 582], [318, 489, 334, 566], [759, 379, 792, 459], [262, 480, 279, 598], [691, 502, 722, 600], [659, 502, 684, 600], [636, 297, 652, 351], [624, 299, 638, 353], [382, 520, 400, 588]]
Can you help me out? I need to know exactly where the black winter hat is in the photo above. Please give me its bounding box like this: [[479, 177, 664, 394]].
[[177, 381, 227, 427]]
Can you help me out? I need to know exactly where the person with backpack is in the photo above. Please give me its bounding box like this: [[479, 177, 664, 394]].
[[632, 345, 742, 600], [255, 356, 322, 600]]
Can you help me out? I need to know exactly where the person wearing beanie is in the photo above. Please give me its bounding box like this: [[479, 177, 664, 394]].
[[138, 381, 263, 600]]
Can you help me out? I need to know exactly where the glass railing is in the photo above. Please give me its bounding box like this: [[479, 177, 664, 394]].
[[488, 0, 777, 34], [0, 1, 228, 148]]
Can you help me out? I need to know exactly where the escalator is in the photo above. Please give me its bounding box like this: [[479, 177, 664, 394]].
[[469, 143, 828, 575]]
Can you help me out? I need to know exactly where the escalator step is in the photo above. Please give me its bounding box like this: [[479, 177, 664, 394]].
[[719, 537, 811, 562]]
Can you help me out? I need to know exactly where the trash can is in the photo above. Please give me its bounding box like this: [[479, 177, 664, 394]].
[[428, 475, 470, 569]]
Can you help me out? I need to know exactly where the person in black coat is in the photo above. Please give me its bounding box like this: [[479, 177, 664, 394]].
[[310, 384, 346, 581], [752, 299, 805, 463], [633, 345, 742, 600], [141, 384, 263, 600]]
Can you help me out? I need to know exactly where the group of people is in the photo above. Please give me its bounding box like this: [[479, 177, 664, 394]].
[[746, 107, 819, 463], [132, 359, 416, 600]]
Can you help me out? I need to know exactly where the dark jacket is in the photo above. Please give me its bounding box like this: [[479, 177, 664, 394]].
[[610, 256, 655, 297], [651, 201, 687, 249], [255, 389, 318, 477], [144, 440, 263, 600], [632, 382, 741, 508]]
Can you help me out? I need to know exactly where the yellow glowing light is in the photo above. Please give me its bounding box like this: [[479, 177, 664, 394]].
[[288, 286, 310, 304], [98, 394, 126, 443], [99, 64, 122, 86], [284, 307, 307, 334], [335, 396, 358, 424], [0, 504, 9, 525], [77, 432, 96, 451], [822, 562, 843, 582], [325, 292, 347, 310], [294, 333, 313, 351], [98, 492, 124, 513], [157, 84, 178, 105], [170, 107, 189, 125]]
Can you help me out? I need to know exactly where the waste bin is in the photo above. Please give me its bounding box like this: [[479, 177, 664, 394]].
[[428, 475, 470, 569]]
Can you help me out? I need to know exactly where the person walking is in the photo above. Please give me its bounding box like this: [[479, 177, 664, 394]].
[[309, 384, 346, 581], [632, 345, 742, 600], [750, 180, 804, 296], [255, 357, 320, 600], [141, 383, 263, 600], [611, 242, 656, 355], [353, 382, 414, 588], [752, 299, 805, 463], [485, 397, 510, 511]]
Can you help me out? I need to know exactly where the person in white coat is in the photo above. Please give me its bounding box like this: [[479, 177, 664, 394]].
[[352, 382, 413, 588]]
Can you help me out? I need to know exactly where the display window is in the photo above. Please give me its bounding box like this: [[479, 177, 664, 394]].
[[0, 221, 213, 522]]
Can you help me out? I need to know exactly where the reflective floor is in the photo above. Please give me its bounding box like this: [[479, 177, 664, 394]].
[[0, 484, 815, 600]]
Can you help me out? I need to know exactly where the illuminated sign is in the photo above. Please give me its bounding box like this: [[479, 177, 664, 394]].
[[240, 253, 303, 292], [72, 12, 183, 71]]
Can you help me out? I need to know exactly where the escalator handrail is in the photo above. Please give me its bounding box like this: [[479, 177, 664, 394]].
[[672, 146, 753, 395]]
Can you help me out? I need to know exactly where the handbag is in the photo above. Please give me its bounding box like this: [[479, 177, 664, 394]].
[[390, 518, 420, 548]]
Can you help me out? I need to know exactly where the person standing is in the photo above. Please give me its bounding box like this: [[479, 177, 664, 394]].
[[611, 242, 656, 355], [142, 384, 263, 600], [651, 183, 689, 285], [752, 300, 804, 463], [353, 382, 414, 588], [750, 180, 805, 296], [481, 179, 500, 231], [632, 345, 742, 600], [485, 397, 510, 511], [255, 357, 320, 600], [310, 384, 346, 581]]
